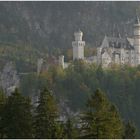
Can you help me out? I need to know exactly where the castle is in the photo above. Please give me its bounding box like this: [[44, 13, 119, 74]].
[[37, 15, 140, 74], [96, 15, 140, 68], [58, 15, 140, 69]]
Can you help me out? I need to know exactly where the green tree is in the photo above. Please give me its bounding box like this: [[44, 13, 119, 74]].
[[123, 121, 137, 139], [64, 117, 79, 138], [0, 90, 6, 138], [34, 88, 62, 138], [80, 89, 124, 139], [2, 88, 33, 138]]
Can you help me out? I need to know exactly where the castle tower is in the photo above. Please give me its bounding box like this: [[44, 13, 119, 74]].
[[72, 29, 85, 60], [37, 58, 43, 75], [134, 15, 140, 65], [59, 55, 64, 69]]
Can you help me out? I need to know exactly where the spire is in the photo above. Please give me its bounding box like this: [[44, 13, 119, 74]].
[[116, 25, 121, 38], [135, 9, 140, 24], [112, 23, 116, 37], [135, 15, 140, 24], [118, 33, 121, 38], [104, 34, 108, 41]]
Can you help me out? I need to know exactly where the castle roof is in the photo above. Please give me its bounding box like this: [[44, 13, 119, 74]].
[[78, 29, 82, 33], [101, 36, 134, 50]]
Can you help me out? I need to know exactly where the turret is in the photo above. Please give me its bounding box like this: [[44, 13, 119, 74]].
[[74, 30, 83, 41], [59, 55, 64, 69], [134, 15, 140, 65], [37, 58, 43, 75], [72, 29, 85, 60]]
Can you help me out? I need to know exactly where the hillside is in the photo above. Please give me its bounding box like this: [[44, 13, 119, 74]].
[[0, 1, 140, 52], [0, 2, 140, 138], [19, 61, 140, 137]]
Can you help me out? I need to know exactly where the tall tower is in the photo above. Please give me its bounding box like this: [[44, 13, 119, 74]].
[[72, 29, 85, 60], [134, 15, 140, 65], [59, 55, 64, 69], [37, 58, 43, 75]]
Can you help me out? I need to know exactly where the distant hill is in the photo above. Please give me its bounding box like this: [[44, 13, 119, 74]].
[[0, 1, 140, 51]]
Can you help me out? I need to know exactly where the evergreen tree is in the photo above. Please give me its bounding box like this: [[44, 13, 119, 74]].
[[34, 88, 62, 138], [80, 89, 124, 139], [64, 117, 79, 138], [0, 90, 6, 138], [123, 121, 137, 139], [2, 88, 33, 138]]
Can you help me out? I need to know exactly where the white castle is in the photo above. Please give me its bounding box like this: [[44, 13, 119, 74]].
[[37, 15, 140, 73], [96, 16, 140, 68], [58, 15, 140, 68]]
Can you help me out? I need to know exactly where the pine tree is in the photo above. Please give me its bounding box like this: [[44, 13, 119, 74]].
[[64, 117, 79, 138], [2, 88, 33, 138], [123, 121, 137, 139], [34, 88, 62, 138], [80, 89, 124, 139], [0, 90, 6, 138]]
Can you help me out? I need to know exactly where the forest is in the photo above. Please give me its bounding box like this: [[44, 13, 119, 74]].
[[0, 1, 140, 50], [16, 60, 140, 138], [0, 86, 136, 138]]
